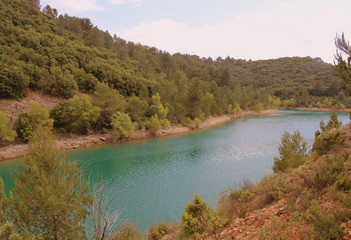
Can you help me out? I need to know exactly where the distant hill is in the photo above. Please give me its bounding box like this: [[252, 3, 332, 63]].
[[0, 0, 343, 103]]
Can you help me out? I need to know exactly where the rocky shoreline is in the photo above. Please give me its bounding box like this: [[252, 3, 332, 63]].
[[0, 109, 279, 161]]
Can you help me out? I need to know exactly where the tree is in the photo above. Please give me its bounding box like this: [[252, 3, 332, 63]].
[[92, 82, 125, 128], [334, 33, 351, 83], [273, 130, 309, 173], [39, 67, 78, 98], [182, 195, 222, 240], [88, 181, 120, 240], [111, 112, 135, 139], [15, 113, 33, 142], [126, 96, 148, 122], [0, 110, 16, 141], [28, 101, 53, 131], [9, 127, 91, 239], [15, 102, 53, 142], [51, 95, 100, 134], [315, 112, 342, 138], [0, 61, 30, 99]]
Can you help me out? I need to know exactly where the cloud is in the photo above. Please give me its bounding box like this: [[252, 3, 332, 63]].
[[44, 0, 104, 13], [110, 0, 126, 4], [116, 2, 350, 63], [109, 0, 143, 7], [130, 0, 143, 7]]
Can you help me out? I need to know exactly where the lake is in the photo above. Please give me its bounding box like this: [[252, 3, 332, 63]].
[[0, 110, 349, 230]]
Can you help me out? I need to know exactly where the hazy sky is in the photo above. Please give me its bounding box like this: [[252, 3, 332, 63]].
[[40, 0, 351, 63]]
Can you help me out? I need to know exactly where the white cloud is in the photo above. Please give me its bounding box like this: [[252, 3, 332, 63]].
[[116, 2, 350, 63], [130, 0, 144, 7], [110, 0, 126, 5], [44, 0, 104, 13]]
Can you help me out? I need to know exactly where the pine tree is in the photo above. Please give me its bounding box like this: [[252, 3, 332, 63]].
[[182, 194, 222, 240], [9, 127, 91, 240]]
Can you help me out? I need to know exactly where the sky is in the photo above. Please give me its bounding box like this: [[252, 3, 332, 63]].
[[40, 0, 351, 63]]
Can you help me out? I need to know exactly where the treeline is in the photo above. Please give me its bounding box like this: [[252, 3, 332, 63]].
[[0, 0, 280, 143], [0, 0, 348, 143]]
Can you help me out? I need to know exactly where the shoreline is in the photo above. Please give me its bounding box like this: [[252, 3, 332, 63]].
[[0, 109, 279, 161], [280, 107, 351, 112]]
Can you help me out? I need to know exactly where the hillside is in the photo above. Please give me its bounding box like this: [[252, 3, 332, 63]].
[[0, 0, 345, 105], [157, 119, 351, 240]]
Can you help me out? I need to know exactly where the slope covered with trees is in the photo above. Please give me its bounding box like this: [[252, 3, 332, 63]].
[[0, 0, 347, 143]]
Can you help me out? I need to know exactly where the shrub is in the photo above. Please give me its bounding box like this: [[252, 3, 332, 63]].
[[312, 154, 344, 190], [336, 174, 351, 191], [148, 222, 174, 240], [313, 130, 346, 155], [50, 95, 100, 134], [39, 67, 78, 98], [307, 202, 341, 240], [111, 112, 136, 139], [112, 221, 143, 240], [273, 130, 309, 173], [0, 61, 29, 99], [218, 180, 255, 221], [15, 113, 34, 142], [182, 195, 222, 240], [0, 110, 16, 141]]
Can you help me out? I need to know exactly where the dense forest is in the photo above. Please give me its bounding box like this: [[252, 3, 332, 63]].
[[0, 0, 348, 142]]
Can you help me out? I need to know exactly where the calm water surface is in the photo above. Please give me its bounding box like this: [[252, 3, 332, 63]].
[[0, 110, 349, 230]]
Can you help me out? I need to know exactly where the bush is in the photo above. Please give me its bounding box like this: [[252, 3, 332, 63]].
[[112, 221, 143, 240], [312, 154, 344, 190], [148, 222, 174, 240], [0, 110, 16, 141], [308, 203, 341, 240], [0, 61, 29, 99], [218, 180, 255, 220], [336, 174, 351, 191], [50, 95, 100, 134], [273, 130, 309, 173], [313, 130, 346, 155], [111, 112, 136, 139], [39, 67, 78, 98], [182, 195, 222, 240], [15, 113, 34, 142]]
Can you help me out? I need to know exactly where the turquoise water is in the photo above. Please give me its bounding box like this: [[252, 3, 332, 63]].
[[0, 110, 349, 230]]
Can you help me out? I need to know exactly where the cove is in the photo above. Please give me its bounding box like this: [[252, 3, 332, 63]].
[[0, 110, 349, 231]]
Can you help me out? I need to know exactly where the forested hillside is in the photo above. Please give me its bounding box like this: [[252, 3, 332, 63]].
[[0, 0, 347, 143]]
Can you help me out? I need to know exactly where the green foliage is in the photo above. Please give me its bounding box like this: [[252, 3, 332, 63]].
[[182, 194, 222, 240], [9, 127, 91, 239], [126, 96, 149, 123], [336, 174, 351, 191], [92, 82, 125, 128], [148, 222, 174, 240], [73, 68, 98, 93], [0, 110, 16, 141], [15, 113, 34, 142], [312, 154, 344, 190], [28, 101, 53, 130], [308, 203, 341, 240], [50, 94, 100, 134], [334, 33, 351, 84], [39, 67, 78, 98], [15, 102, 53, 142], [0, 61, 30, 99], [313, 130, 346, 155], [273, 131, 309, 173], [111, 112, 136, 139]]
